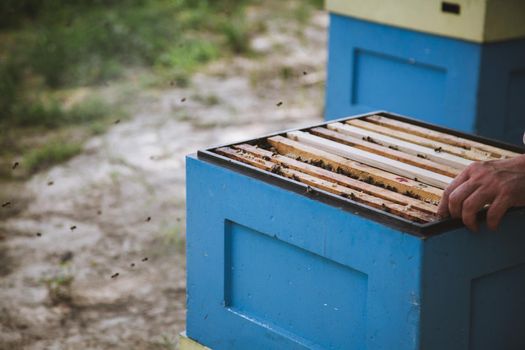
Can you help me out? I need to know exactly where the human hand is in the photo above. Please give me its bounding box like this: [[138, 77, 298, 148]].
[[437, 155, 525, 231]]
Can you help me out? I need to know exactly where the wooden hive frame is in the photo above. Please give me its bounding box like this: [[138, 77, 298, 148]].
[[199, 112, 524, 236]]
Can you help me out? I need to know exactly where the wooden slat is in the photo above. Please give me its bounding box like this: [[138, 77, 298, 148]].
[[328, 122, 472, 169], [235, 143, 439, 214], [365, 115, 521, 158], [216, 147, 271, 171], [267, 135, 443, 203], [311, 127, 461, 178], [287, 131, 453, 189], [216, 147, 435, 222], [347, 119, 491, 161]]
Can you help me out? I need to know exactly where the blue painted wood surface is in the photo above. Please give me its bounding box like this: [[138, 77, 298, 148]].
[[185, 154, 525, 349], [421, 211, 525, 350], [186, 155, 423, 350], [325, 14, 525, 145]]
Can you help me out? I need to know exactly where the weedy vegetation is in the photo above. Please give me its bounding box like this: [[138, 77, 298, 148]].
[[162, 224, 186, 255], [0, 0, 323, 177], [0, 0, 272, 177]]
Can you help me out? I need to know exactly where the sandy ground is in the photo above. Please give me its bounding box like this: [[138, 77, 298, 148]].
[[0, 9, 327, 350]]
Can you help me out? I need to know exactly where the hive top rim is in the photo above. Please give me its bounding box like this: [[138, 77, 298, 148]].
[[196, 111, 524, 238]]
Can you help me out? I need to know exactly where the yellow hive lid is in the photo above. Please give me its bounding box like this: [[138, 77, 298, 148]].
[[326, 0, 525, 43]]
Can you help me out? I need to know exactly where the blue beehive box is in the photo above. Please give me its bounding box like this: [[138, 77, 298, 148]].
[[325, 0, 525, 145], [186, 112, 525, 350]]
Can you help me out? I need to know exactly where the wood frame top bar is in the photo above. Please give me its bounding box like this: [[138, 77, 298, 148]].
[[287, 131, 453, 189], [235, 143, 439, 215], [365, 115, 520, 158], [216, 146, 436, 222], [268, 135, 443, 203], [346, 119, 493, 161], [311, 127, 461, 178], [200, 111, 523, 236], [328, 122, 473, 169]]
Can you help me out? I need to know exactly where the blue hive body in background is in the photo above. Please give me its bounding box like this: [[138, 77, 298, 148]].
[[325, 0, 525, 145], [185, 112, 525, 350]]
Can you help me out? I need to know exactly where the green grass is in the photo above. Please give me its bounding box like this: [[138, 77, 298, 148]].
[[222, 19, 251, 54], [42, 268, 74, 305], [5, 96, 111, 129], [162, 224, 186, 254], [192, 93, 221, 106], [153, 334, 178, 350], [156, 39, 220, 75], [0, 0, 256, 125], [0, 0, 322, 176], [6, 2, 233, 88], [23, 140, 82, 174], [0, 94, 121, 178], [88, 121, 109, 136], [307, 0, 324, 8]]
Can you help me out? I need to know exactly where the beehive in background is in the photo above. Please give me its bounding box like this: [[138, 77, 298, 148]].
[[325, 0, 525, 145], [185, 112, 525, 350]]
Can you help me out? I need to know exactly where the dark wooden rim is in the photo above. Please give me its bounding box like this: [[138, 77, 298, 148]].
[[197, 111, 525, 238]]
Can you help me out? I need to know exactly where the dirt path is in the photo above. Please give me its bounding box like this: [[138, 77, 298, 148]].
[[0, 10, 327, 350]]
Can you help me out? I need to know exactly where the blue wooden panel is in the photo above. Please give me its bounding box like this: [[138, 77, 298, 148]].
[[505, 70, 525, 144], [325, 14, 525, 144], [186, 154, 525, 349], [225, 221, 367, 349], [470, 263, 525, 350], [186, 155, 424, 350], [326, 14, 480, 133], [420, 209, 525, 350], [352, 50, 446, 121], [475, 39, 525, 144]]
